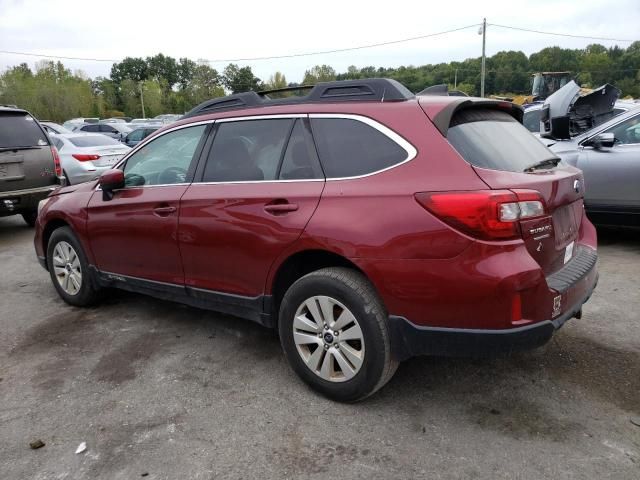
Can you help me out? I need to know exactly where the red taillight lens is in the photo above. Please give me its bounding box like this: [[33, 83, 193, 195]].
[[415, 190, 546, 241], [50, 146, 62, 176], [72, 154, 100, 161]]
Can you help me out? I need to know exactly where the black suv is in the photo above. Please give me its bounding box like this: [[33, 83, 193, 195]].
[[0, 106, 63, 226]]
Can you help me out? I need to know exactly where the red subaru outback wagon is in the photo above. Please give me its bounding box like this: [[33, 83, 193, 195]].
[[35, 79, 598, 401]]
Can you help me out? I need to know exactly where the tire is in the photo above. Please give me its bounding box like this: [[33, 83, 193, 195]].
[[21, 210, 38, 227], [46, 226, 101, 307], [278, 267, 398, 402]]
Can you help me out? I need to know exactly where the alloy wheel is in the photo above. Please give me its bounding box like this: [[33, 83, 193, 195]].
[[292, 295, 365, 382], [52, 241, 82, 295]]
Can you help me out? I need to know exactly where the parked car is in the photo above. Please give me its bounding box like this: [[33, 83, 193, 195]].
[[538, 105, 640, 227], [35, 79, 598, 401], [154, 114, 182, 124], [123, 126, 160, 147], [1, 106, 63, 226], [49, 133, 130, 185], [75, 122, 133, 141], [100, 118, 127, 124], [62, 118, 99, 131], [523, 100, 634, 133], [41, 121, 74, 135]]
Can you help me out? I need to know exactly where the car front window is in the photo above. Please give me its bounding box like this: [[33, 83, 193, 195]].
[[123, 125, 206, 186]]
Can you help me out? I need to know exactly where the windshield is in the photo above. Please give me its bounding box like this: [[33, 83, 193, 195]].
[[0, 113, 48, 148], [68, 135, 120, 147], [447, 108, 558, 173]]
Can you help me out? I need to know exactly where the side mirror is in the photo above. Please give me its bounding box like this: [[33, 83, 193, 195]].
[[588, 132, 615, 149], [99, 169, 124, 201]]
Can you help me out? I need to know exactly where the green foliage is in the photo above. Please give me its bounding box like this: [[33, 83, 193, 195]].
[[303, 65, 337, 84], [222, 64, 262, 93], [1, 43, 638, 122]]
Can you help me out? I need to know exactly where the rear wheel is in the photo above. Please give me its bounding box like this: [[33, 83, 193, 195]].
[[21, 210, 38, 227], [278, 267, 397, 402], [47, 227, 101, 306]]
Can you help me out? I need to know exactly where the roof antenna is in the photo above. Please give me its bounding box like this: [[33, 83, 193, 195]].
[[381, 87, 386, 103]]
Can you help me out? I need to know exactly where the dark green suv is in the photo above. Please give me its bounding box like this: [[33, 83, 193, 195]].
[[0, 106, 63, 226]]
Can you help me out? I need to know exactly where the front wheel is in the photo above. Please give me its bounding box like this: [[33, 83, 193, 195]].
[[46, 226, 101, 306], [278, 267, 397, 402]]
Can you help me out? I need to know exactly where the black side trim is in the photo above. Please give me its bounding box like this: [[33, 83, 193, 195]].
[[546, 246, 597, 293], [586, 204, 640, 227], [91, 268, 274, 328], [388, 274, 597, 361]]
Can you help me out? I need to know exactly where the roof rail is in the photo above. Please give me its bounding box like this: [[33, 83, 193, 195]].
[[182, 78, 414, 119]]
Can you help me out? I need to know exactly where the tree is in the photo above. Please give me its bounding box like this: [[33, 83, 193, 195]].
[[263, 71, 288, 90], [146, 53, 179, 90], [177, 57, 197, 90], [222, 64, 262, 93], [110, 57, 148, 84], [302, 65, 336, 84]]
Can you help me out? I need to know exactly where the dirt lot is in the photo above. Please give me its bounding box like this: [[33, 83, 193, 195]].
[[0, 215, 638, 480]]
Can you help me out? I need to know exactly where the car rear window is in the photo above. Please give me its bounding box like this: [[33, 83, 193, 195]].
[[447, 108, 556, 172], [0, 112, 48, 148], [68, 135, 120, 147]]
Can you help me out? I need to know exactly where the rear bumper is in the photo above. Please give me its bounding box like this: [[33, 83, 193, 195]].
[[0, 184, 58, 215], [389, 257, 598, 361]]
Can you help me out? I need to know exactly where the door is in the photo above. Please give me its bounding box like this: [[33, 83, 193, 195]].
[[87, 124, 208, 284], [579, 113, 640, 210], [179, 117, 325, 296]]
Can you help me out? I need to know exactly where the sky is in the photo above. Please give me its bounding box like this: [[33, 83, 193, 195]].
[[0, 0, 638, 83]]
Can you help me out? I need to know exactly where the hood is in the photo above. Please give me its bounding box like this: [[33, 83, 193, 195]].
[[53, 179, 98, 196], [540, 80, 620, 139]]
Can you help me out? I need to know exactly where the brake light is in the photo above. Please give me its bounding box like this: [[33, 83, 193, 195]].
[[51, 146, 62, 176], [414, 190, 546, 241], [72, 154, 101, 161]]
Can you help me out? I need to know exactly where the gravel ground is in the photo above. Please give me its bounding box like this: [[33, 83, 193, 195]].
[[0, 215, 638, 480]]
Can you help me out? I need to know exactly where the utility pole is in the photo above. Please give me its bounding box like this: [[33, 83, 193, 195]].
[[454, 68, 458, 89], [480, 18, 487, 98], [139, 82, 146, 118]]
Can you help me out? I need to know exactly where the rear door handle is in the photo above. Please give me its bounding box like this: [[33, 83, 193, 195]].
[[264, 203, 299, 214], [153, 205, 177, 216]]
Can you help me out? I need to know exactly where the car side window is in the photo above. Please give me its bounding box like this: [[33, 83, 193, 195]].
[[100, 125, 116, 133], [605, 114, 640, 145], [279, 120, 324, 180], [310, 118, 409, 178], [128, 130, 144, 142], [83, 125, 100, 133], [201, 119, 293, 182], [122, 125, 206, 187]]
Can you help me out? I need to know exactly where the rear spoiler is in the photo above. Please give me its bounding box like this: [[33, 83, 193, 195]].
[[418, 97, 524, 136]]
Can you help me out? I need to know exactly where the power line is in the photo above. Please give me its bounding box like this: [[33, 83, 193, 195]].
[[0, 24, 481, 64], [202, 24, 481, 62], [489, 23, 635, 43], [0, 22, 635, 65], [0, 50, 118, 62]]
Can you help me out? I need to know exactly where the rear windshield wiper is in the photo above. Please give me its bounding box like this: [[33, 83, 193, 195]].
[[523, 157, 561, 172], [0, 146, 42, 152]]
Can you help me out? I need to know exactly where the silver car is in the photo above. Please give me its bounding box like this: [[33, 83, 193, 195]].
[[541, 105, 640, 227], [75, 122, 133, 141], [49, 133, 130, 185]]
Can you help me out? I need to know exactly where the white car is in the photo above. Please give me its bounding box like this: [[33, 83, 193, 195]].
[[40, 121, 74, 135], [49, 133, 131, 185]]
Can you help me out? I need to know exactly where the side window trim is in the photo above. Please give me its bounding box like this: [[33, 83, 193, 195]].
[[580, 112, 640, 147], [308, 113, 417, 180]]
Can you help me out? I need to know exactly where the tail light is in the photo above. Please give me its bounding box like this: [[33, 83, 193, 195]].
[[415, 190, 546, 241], [51, 146, 62, 176], [72, 154, 101, 162]]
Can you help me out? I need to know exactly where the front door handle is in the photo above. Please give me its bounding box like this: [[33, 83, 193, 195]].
[[264, 203, 299, 215], [153, 205, 177, 217]]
